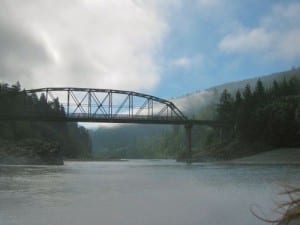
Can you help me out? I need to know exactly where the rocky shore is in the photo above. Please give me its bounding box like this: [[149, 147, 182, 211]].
[[0, 139, 63, 165]]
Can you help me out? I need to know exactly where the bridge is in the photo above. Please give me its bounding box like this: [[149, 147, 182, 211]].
[[0, 87, 229, 162]]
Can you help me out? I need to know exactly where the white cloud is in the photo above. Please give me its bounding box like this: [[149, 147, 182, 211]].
[[218, 2, 300, 61], [171, 54, 204, 69], [172, 57, 192, 67], [219, 28, 272, 53], [0, 0, 169, 92], [277, 29, 300, 59], [197, 0, 221, 8]]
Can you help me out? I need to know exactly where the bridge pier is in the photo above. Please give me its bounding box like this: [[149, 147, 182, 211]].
[[184, 124, 193, 163]]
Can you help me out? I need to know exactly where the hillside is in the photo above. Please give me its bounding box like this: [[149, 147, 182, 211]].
[[173, 68, 300, 118], [0, 82, 92, 164], [91, 68, 300, 160]]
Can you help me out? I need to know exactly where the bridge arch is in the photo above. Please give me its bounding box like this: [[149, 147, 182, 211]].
[[21, 87, 188, 124]]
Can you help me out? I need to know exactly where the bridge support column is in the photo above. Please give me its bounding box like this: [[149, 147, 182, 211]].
[[185, 124, 193, 163]]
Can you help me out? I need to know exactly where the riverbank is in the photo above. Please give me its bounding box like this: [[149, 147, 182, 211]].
[[64, 158, 128, 162], [227, 148, 300, 165], [191, 140, 274, 162], [0, 139, 63, 165], [190, 139, 300, 165], [194, 145, 300, 165]]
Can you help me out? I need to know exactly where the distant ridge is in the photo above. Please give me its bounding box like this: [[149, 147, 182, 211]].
[[206, 67, 300, 93], [173, 68, 300, 116]]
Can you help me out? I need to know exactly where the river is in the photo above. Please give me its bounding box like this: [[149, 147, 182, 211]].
[[0, 160, 300, 225]]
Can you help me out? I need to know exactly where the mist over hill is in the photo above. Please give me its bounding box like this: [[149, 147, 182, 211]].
[[173, 67, 300, 118], [91, 68, 300, 158]]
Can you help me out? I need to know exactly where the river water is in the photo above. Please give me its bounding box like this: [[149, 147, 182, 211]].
[[0, 160, 299, 225]]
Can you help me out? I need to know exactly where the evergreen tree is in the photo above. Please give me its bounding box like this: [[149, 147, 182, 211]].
[[216, 76, 300, 147], [253, 79, 266, 104], [217, 89, 234, 122], [0, 82, 92, 159]]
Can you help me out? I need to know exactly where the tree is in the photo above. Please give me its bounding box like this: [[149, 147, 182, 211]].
[[242, 84, 252, 100], [288, 77, 300, 95], [253, 79, 266, 105], [217, 89, 234, 122], [235, 90, 242, 107], [270, 80, 280, 99]]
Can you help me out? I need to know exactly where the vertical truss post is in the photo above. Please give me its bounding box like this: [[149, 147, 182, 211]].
[[148, 99, 153, 118], [128, 94, 133, 118], [109, 91, 112, 118], [88, 90, 91, 118], [131, 95, 133, 117], [128, 94, 131, 118], [147, 99, 150, 117], [185, 123, 193, 163], [67, 89, 70, 116], [167, 106, 169, 119], [45, 89, 48, 103]]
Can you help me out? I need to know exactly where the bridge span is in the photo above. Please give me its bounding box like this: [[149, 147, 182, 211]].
[[0, 87, 229, 162]]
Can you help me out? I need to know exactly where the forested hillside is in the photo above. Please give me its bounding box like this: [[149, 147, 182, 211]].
[[0, 82, 91, 164], [90, 125, 167, 159], [178, 76, 300, 161], [173, 68, 300, 116], [217, 77, 300, 147], [90, 68, 300, 161]]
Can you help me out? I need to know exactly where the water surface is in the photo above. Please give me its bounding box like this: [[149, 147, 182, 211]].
[[0, 160, 299, 225]]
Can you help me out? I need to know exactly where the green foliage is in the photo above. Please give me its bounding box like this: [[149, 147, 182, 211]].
[[216, 77, 300, 147], [217, 89, 234, 122], [0, 82, 92, 159], [90, 125, 172, 159]]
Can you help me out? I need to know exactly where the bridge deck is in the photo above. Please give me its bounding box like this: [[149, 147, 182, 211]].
[[0, 114, 226, 127]]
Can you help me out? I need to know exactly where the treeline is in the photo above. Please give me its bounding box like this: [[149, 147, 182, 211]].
[[0, 82, 92, 158], [217, 77, 300, 147], [90, 125, 167, 159]]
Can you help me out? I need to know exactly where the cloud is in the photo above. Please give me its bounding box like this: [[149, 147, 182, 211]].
[[219, 2, 300, 61], [219, 28, 272, 53], [172, 57, 192, 68], [0, 19, 50, 82], [197, 0, 221, 8], [0, 0, 169, 92], [170, 54, 204, 69]]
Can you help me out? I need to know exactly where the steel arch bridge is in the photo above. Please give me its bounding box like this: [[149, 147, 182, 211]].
[[0, 87, 226, 127], [23, 87, 188, 124], [0, 87, 230, 162]]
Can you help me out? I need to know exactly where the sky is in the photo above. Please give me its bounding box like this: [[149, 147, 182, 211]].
[[0, 0, 300, 99]]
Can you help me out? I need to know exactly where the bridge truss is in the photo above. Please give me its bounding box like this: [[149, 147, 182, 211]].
[[13, 87, 189, 124]]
